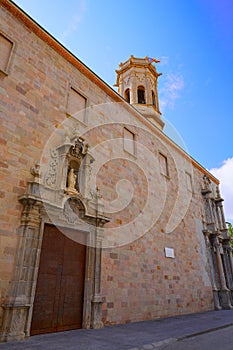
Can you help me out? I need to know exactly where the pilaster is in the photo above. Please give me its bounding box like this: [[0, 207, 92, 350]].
[[0, 197, 43, 342], [203, 230, 221, 310]]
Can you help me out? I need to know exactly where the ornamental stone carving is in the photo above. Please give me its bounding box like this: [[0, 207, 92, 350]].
[[63, 198, 84, 225], [202, 175, 233, 310], [69, 136, 88, 161], [45, 149, 59, 187]]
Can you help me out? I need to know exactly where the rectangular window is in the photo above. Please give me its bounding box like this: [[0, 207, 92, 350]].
[[159, 152, 169, 177], [67, 87, 87, 123], [123, 128, 135, 155], [186, 172, 193, 193], [0, 33, 13, 73]]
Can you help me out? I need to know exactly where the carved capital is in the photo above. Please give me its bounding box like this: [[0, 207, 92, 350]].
[[18, 195, 42, 227]]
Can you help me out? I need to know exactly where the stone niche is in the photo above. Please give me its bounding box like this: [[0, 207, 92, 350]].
[[43, 136, 95, 208]]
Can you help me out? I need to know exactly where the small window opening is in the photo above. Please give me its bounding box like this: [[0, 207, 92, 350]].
[[67, 87, 87, 122], [123, 128, 135, 155], [186, 172, 193, 193], [0, 33, 13, 73], [159, 153, 169, 177]]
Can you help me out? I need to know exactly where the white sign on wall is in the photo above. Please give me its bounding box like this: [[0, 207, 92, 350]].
[[164, 247, 175, 259]]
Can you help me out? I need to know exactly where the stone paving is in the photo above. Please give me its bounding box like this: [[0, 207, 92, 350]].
[[129, 338, 176, 350], [0, 310, 233, 350]]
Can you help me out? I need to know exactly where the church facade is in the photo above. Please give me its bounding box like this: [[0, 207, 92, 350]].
[[0, 0, 233, 342]]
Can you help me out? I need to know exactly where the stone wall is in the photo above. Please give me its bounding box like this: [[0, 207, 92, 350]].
[[0, 2, 115, 328]]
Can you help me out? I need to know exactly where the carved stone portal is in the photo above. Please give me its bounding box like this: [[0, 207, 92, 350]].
[[202, 175, 233, 310], [0, 137, 109, 342]]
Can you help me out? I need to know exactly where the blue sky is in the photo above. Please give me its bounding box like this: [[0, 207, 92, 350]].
[[12, 0, 233, 221]]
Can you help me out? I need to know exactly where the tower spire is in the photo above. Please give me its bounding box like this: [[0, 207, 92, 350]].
[[115, 55, 164, 130]]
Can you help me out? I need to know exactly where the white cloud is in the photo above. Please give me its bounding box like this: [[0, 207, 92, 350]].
[[210, 157, 233, 222], [160, 73, 184, 111], [60, 0, 87, 43]]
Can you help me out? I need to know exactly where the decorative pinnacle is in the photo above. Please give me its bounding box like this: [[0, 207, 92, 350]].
[[216, 186, 221, 199], [203, 174, 211, 191]]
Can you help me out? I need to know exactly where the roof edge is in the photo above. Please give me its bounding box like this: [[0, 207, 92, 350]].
[[2, 0, 123, 103]]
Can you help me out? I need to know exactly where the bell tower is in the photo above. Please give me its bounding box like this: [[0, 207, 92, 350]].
[[115, 55, 164, 130]]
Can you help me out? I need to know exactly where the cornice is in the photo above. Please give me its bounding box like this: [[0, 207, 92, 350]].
[[1, 0, 123, 103], [191, 159, 219, 184], [115, 64, 161, 87]]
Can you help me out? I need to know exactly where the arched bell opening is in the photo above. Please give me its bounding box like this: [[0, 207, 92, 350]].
[[137, 85, 145, 104], [124, 88, 130, 103]]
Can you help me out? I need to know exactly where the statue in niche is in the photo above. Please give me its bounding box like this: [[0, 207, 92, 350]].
[[66, 168, 78, 194], [65, 137, 88, 195]]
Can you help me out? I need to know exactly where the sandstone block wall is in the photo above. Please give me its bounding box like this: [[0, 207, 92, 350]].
[[0, 1, 216, 330]]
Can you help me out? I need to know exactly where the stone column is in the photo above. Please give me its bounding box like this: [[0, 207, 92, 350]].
[[79, 153, 94, 199], [203, 231, 221, 309], [222, 237, 233, 304], [214, 204, 222, 232], [215, 187, 233, 305], [57, 142, 72, 191], [91, 227, 104, 329], [130, 75, 138, 104], [118, 76, 124, 97], [145, 74, 151, 104], [202, 179, 221, 308], [82, 189, 105, 330], [91, 188, 104, 328], [0, 197, 42, 342], [211, 234, 232, 309], [82, 238, 95, 329], [215, 187, 227, 231], [202, 186, 216, 233], [155, 78, 160, 112]]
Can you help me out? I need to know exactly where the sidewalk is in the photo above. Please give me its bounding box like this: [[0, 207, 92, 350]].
[[0, 309, 233, 350]]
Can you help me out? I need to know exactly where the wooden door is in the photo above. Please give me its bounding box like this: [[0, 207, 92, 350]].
[[31, 225, 86, 335]]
